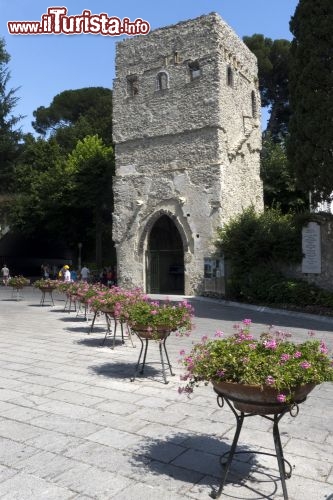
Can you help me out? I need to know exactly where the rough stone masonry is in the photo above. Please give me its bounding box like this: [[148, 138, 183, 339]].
[[112, 12, 263, 295]]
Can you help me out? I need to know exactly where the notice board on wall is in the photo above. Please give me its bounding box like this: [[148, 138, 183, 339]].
[[302, 222, 321, 274]]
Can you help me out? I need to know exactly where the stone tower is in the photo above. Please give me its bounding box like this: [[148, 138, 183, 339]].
[[112, 12, 263, 295]]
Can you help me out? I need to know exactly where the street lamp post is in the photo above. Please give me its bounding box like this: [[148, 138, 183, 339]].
[[78, 242, 82, 271]]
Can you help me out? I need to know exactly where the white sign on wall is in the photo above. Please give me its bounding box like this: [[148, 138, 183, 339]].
[[302, 222, 321, 274]]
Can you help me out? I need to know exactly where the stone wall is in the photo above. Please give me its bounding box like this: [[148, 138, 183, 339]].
[[112, 13, 263, 294]]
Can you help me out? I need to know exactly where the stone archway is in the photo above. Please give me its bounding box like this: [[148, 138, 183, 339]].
[[146, 214, 184, 294]]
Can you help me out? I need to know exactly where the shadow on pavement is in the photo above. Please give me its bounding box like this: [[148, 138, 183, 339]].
[[67, 326, 105, 334], [189, 298, 333, 333], [58, 316, 89, 322], [27, 303, 54, 308], [49, 308, 72, 313], [0, 298, 25, 302], [131, 432, 288, 500], [128, 432, 284, 498], [88, 360, 164, 382], [76, 337, 125, 349]]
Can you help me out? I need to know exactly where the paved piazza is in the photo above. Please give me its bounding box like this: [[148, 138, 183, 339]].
[[0, 286, 332, 499]]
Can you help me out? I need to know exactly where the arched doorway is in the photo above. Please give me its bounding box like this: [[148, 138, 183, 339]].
[[146, 215, 184, 294]]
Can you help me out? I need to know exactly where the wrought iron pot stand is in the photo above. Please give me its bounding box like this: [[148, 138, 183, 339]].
[[39, 287, 55, 306], [100, 312, 134, 349], [11, 287, 24, 301], [130, 328, 174, 384], [210, 388, 307, 500]]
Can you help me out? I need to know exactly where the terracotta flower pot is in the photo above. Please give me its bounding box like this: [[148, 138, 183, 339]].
[[212, 380, 316, 415], [100, 307, 115, 315], [131, 325, 171, 340], [39, 286, 56, 292]]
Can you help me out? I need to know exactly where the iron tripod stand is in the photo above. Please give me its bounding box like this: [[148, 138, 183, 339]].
[[210, 392, 303, 500], [130, 330, 175, 384]]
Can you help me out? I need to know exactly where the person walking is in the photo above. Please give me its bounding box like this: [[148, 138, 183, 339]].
[[63, 265, 71, 282], [80, 265, 90, 282], [43, 264, 50, 279], [1, 264, 10, 286], [70, 269, 78, 282]]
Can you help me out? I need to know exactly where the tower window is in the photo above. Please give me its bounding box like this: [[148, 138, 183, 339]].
[[156, 71, 169, 91], [189, 60, 201, 80], [227, 66, 233, 87], [127, 75, 138, 97], [251, 90, 257, 118]]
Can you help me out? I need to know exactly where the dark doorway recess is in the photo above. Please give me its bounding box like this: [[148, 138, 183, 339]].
[[146, 215, 184, 294]]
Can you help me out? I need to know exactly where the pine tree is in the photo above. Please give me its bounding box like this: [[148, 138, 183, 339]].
[[243, 35, 291, 141], [0, 37, 21, 193], [288, 0, 333, 204]]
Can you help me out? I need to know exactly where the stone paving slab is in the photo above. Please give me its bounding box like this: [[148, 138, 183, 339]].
[[0, 286, 332, 499]]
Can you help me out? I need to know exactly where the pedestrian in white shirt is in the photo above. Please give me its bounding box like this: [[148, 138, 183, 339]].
[[1, 264, 10, 286], [63, 265, 71, 282]]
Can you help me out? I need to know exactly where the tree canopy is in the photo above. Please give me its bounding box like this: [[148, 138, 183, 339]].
[[287, 0, 333, 204], [10, 134, 114, 265], [0, 37, 22, 193], [243, 34, 291, 140], [65, 135, 114, 265], [8, 84, 115, 265], [261, 134, 308, 212], [32, 87, 113, 152]]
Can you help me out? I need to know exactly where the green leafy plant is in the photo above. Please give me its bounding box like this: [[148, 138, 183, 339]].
[[89, 286, 144, 314], [216, 207, 304, 274], [127, 299, 194, 338], [75, 283, 108, 303], [8, 276, 30, 288], [56, 281, 74, 294], [33, 279, 58, 289], [179, 319, 333, 403]]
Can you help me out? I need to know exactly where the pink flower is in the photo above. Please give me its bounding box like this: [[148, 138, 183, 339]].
[[214, 330, 224, 337], [280, 353, 291, 362], [216, 370, 225, 377], [320, 342, 329, 355], [264, 339, 277, 350], [201, 336, 208, 343], [150, 310, 158, 315], [242, 319, 252, 325], [293, 351, 302, 358], [277, 393, 286, 403], [300, 361, 311, 369], [179, 349, 186, 356]]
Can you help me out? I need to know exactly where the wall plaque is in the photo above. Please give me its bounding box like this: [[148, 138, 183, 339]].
[[302, 222, 321, 274]]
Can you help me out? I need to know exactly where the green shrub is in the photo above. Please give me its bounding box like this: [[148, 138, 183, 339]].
[[234, 267, 333, 308], [236, 265, 285, 303], [216, 207, 304, 275]]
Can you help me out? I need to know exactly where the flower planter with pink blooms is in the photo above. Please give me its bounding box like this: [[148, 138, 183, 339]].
[[179, 320, 333, 499], [179, 319, 333, 413], [127, 298, 194, 340]]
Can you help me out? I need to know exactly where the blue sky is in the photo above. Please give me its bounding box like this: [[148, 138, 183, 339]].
[[1, 0, 299, 134]]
